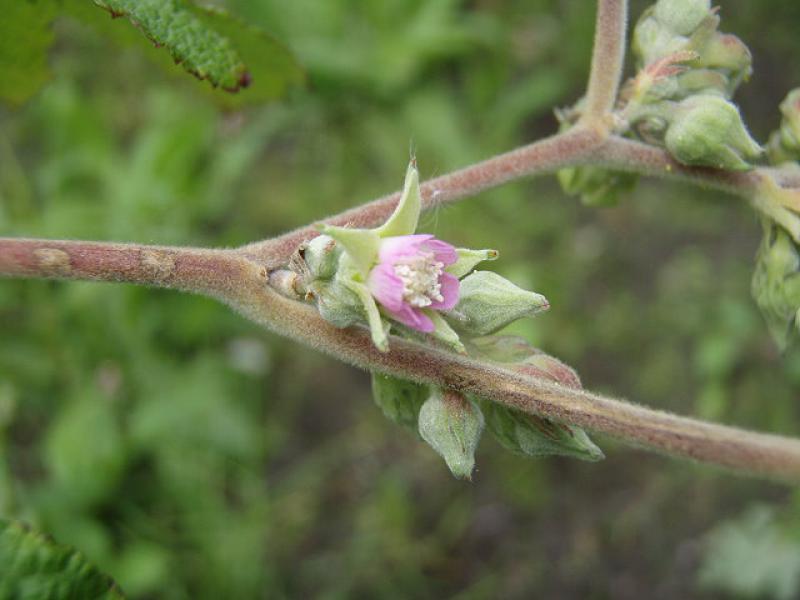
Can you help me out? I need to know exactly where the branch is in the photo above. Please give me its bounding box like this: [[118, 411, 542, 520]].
[[244, 132, 798, 269], [3, 233, 800, 480], [243, 128, 604, 269], [582, 0, 629, 127], [0, 238, 256, 300], [226, 277, 800, 483]]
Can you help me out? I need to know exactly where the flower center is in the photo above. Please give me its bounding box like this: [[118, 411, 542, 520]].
[[393, 252, 444, 308]]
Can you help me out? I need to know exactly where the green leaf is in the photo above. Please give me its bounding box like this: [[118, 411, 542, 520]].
[[0, 0, 58, 105], [89, 0, 303, 101], [0, 519, 125, 599]]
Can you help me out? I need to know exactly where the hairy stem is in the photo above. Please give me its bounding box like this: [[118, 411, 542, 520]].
[[244, 132, 796, 269], [582, 0, 629, 127], [229, 279, 800, 483], [5, 228, 800, 481], [243, 128, 604, 269], [0, 238, 256, 300]]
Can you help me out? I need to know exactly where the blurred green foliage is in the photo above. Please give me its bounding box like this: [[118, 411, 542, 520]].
[[1, 0, 800, 598]]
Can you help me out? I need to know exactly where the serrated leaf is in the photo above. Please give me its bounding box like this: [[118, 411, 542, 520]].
[[89, 0, 303, 102], [0, 0, 58, 105], [0, 519, 125, 599]]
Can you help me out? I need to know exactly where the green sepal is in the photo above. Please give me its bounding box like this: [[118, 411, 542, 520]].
[[446, 248, 499, 279], [481, 401, 604, 462], [317, 224, 380, 278], [344, 280, 389, 352], [418, 388, 484, 480], [370, 373, 427, 431], [376, 160, 421, 238], [428, 311, 466, 354], [309, 278, 363, 328]]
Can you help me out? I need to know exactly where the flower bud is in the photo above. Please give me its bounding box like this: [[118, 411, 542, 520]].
[[557, 165, 638, 207], [300, 234, 340, 280], [675, 69, 729, 99], [310, 279, 364, 328], [515, 354, 582, 389], [370, 373, 427, 430], [467, 334, 603, 461], [449, 271, 549, 336], [418, 389, 483, 480], [665, 95, 762, 170], [693, 33, 752, 92], [751, 222, 800, 349], [633, 10, 689, 67], [768, 89, 800, 164], [482, 402, 604, 462], [654, 0, 711, 36]]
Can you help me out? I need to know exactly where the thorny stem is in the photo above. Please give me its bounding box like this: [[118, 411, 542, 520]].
[[4, 0, 800, 484], [582, 0, 629, 128]]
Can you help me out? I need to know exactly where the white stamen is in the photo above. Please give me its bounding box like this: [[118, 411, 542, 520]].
[[393, 252, 444, 307]]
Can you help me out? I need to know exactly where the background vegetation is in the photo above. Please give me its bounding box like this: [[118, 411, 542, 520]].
[[2, 0, 800, 597]]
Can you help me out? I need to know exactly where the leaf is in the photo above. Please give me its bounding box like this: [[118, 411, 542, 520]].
[[0, 519, 125, 599], [89, 0, 303, 101], [0, 0, 58, 105]]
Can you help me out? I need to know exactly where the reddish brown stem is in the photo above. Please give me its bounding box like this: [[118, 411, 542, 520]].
[[243, 128, 604, 269], [582, 0, 629, 127], [0, 238, 256, 300]]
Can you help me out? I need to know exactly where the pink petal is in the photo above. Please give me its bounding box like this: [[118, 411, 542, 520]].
[[367, 263, 405, 311], [428, 272, 460, 310], [383, 304, 435, 333], [421, 239, 457, 266], [378, 234, 433, 263]]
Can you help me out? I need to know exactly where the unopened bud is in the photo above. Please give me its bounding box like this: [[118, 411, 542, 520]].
[[665, 95, 762, 170], [449, 271, 549, 336], [654, 0, 711, 36], [418, 389, 483, 480], [752, 222, 800, 349], [693, 33, 752, 90], [370, 373, 427, 430], [633, 11, 689, 67], [768, 89, 800, 164], [515, 354, 582, 389], [482, 402, 604, 462], [300, 234, 341, 280], [310, 279, 364, 328], [558, 166, 638, 207]]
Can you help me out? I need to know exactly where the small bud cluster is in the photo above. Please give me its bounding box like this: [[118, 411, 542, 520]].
[[767, 89, 800, 166], [750, 91, 800, 349], [751, 221, 800, 350], [368, 334, 603, 480], [624, 0, 760, 170], [556, 103, 638, 208], [558, 0, 760, 203]]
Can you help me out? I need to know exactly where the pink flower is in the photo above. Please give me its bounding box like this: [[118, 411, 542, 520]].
[[367, 234, 460, 333]]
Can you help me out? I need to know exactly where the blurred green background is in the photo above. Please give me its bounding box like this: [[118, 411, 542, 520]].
[[2, 0, 800, 598]]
